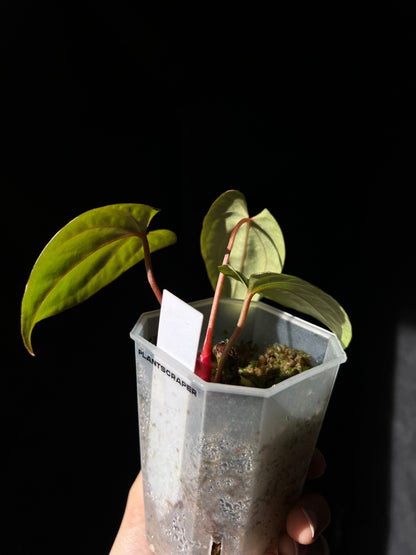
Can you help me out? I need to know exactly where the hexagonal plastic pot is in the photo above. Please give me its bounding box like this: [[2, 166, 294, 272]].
[[130, 297, 346, 554]]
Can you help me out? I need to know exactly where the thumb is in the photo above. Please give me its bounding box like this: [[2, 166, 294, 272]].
[[109, 472, 153, 555]]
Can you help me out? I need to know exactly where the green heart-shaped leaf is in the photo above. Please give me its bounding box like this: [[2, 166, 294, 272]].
[[248, 272, 352, 348], [21, 203, 176, 355], [201, 190, 285, 299]]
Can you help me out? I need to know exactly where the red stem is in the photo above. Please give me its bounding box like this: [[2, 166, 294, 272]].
[[141, 233, 163, 305], [195, 217, 251, 381], [213, 292, 254, 383]]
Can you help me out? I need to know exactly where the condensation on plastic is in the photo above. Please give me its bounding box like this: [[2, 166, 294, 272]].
[[130, 298, 346, 555]]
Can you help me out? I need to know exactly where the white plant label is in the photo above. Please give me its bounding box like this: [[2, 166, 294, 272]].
[[147, 290, 204, 509], [156, 289, 203, 369]]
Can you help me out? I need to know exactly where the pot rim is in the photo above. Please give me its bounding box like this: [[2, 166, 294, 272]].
[[130, 297, 347, 399]]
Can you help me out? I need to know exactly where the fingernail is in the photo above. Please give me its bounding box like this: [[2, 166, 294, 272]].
[[300, 506, 318, 540]]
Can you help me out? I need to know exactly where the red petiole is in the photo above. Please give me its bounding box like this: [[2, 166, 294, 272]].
[[195, 217, 251, 381], [142, 218, 253, 384]]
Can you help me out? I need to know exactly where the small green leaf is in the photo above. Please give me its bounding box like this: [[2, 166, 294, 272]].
[[248, 272, 352, 348], [218, 264, 249, 288], [21, 203, 176, 355], [201, 190, 285, 299]]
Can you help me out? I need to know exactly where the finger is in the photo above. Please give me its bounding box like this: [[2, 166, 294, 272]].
[[277, 533, 329, 554], [286, 493, 331, 545], [110, 472, 154, 555], [306, 448, 326, 480]]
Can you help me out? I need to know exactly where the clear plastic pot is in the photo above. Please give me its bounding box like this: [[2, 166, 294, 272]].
[[130, 298, 346, 554]]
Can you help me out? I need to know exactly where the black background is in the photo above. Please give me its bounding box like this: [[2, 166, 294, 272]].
[[3, 4, 415, 554]]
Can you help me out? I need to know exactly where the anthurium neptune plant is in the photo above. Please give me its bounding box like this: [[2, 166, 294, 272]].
[[21, 190, 352, 382]]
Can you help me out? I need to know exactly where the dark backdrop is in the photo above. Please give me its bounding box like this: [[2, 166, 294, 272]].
[[3, 4, 415, 554]]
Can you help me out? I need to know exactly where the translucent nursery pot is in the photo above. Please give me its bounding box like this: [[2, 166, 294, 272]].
[[130, 298, 347, 555]]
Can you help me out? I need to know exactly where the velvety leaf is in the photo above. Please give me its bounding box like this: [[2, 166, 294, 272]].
[[248, 272, 352, 348], [201, 190, 285, 299], [218, 264, 249, 288], [21, 204, 176, 355]]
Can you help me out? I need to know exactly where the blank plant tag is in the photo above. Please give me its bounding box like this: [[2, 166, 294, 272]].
[[148, 290, 204, 508], [157, 289, 203, 370]]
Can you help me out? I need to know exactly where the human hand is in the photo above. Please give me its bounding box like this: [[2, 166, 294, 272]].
[[110, 449, 330, 555], [273, 448, 330, 554], [109, 471, 152, 555]]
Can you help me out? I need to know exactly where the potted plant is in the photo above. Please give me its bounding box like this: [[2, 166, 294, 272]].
[[21, 190, 351, 554]]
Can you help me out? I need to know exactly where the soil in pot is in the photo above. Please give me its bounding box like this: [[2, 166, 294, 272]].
[[212, 341, 313, 388]]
